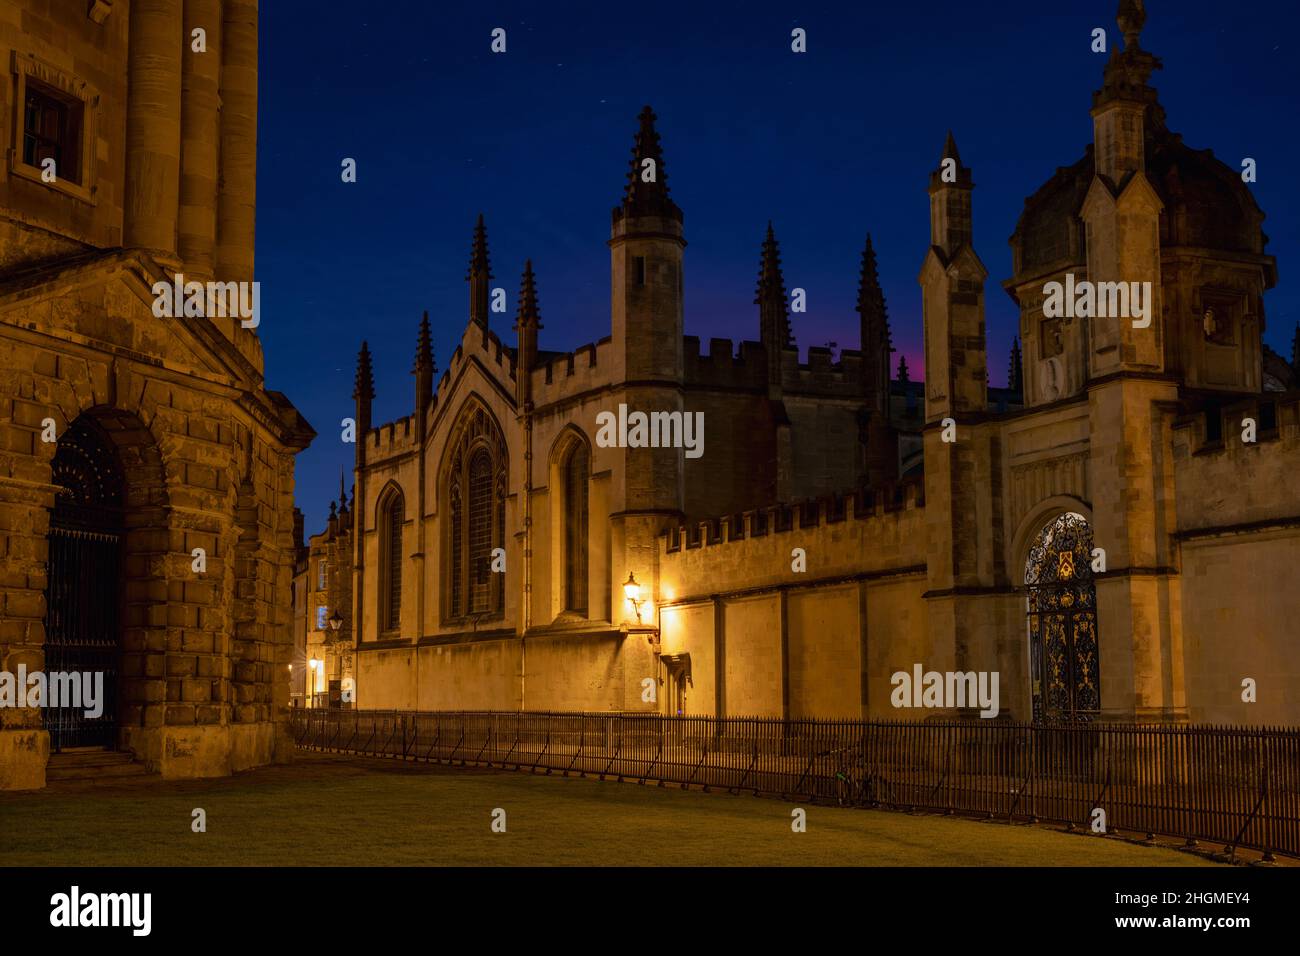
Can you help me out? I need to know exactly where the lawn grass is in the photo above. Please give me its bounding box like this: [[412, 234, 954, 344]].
[[0, 753, 1221, 867]]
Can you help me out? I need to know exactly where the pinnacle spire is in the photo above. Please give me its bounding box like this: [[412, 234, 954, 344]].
[[414, 311, 433, 372], [339, 467, 347, 508], [930, 130, 972, 190], [467, 214, 492, 329], [353, 341, 375, 402], [897, 354, 910, 385], [516, 260, 542, 329], [755, 222, 785, 302], [617, 105, 681, 222], [856, 233, 892, 353], [1009, 337, 1024, 395], [942, 130, 961, 167], [755, 222, 792, 349], [468, 213, 491, 279]]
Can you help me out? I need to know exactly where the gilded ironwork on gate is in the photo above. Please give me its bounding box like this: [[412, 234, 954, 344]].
[[42, 417, 124, 751], [1025, 512, 1100, 723]]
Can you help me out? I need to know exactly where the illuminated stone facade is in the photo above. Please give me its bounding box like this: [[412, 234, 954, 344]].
[[343, 6, 1298, 727], [0, 0, 313, 790]]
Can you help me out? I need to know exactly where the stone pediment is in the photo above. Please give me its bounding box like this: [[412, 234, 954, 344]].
[[0, 249, 260, 391]]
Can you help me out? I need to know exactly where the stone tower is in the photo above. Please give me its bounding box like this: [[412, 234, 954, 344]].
[[1081, 1, 1184, 722], [919, 132, 992, 709], [608, 107, 685, 701]]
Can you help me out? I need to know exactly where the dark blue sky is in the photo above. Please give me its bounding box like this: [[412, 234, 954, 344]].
[[256, 1, 1299, 533]]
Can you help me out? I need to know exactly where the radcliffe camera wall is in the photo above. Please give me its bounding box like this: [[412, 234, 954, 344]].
[[0, 4, 130, 261]]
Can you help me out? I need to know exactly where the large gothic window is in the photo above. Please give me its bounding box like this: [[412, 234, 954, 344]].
[[446, 403, 507, 620], [562, 441, 589, 614], [1025, 512, 1101, 723], [379, 488, 404, 633]]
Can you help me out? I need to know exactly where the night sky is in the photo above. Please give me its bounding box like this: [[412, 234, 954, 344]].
[[255, 1, 1299, 533]]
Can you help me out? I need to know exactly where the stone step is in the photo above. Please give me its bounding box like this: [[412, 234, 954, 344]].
[[46, 750, 152, 780]]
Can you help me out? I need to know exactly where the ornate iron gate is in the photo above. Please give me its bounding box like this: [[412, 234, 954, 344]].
[[42, 417, 124, 751], [1025, 512, 1101, 724]]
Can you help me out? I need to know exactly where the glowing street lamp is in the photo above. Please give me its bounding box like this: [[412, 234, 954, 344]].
[[623, 571, 644, 625]]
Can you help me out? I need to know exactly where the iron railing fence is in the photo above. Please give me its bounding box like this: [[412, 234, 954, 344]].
[[292, 709, 1300, 859]]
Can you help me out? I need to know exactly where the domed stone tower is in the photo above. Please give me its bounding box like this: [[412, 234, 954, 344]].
[[1005, 0, 1277, 406]]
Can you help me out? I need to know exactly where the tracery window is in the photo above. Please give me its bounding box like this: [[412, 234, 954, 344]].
[[1025, 512, 1101, 723], [446, 404, 507, 620], [562, 441, 590, 614], [379, 488, 404, 633]]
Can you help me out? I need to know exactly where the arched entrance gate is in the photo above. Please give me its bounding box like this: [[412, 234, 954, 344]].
[[42, 416, 124, 750], [1024, 512, 1101, 723]]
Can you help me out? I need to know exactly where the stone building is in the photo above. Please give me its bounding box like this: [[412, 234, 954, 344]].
[[290, 479, 355, 708], [0, 1, 312, 789], [342, 1, 1298, 725]]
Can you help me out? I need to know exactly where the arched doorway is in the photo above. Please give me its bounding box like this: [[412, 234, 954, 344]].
[[43, 415, 124, 751], [1024, 512, 1100, 723]]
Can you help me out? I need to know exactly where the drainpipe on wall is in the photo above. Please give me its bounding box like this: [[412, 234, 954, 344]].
[[520, 400, 533, 711]]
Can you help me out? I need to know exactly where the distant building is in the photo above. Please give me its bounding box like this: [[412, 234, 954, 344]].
[[339, 1, 1297, 725], [290, 480, 355, 708]]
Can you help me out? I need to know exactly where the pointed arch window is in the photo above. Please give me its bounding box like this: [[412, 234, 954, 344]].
[[562, 442, 589, 614], [446, 404, 508, 620], [379, 488, 404, 633]]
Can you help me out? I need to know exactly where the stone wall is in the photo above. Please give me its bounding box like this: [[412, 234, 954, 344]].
[[1172, 392, 1300, 724]]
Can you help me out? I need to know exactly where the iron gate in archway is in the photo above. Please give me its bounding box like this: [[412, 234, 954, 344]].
[[42, 417, 124, 751], [1025, 512, 1101, 724]]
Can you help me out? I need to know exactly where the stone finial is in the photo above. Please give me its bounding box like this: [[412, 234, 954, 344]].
[[857, 233, 892, 353], [755, 222, 792, 347], [467, 213, 491, 279], [515, 260, 542, 330], [353, 341, 375, 402], [414, 311, 433, 372], [929, 130, 973, 190], [619, 105, 682, 222], [1009, 337, 1024, 394], [897, 354, 910, 385], [467, 214, 492, 330], [1117, 0, 1145, 50], [413, 311, 436, 415]]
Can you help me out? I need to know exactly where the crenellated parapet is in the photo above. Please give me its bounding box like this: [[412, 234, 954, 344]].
[[529, 337, 614, 408], [659, 479, 927, 600], [1170, 390, 1300, 535]]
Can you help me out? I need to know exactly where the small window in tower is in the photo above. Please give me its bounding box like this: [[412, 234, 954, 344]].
[[22, 81, 82, 185], [635, 256, 646, 286]]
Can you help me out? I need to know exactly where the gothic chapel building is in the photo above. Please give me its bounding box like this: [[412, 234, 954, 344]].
[[343, 1, 1298, 726]]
